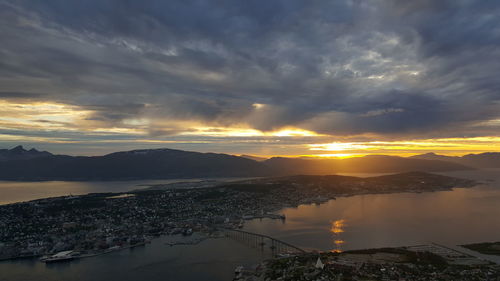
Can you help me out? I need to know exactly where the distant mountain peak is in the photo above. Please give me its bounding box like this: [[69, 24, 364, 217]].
[[11, 145, 26, 152], [0, 145, 52, 162], [410, 152, 450, 159]]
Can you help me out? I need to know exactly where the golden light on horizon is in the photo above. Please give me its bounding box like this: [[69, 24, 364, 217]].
[[0, 100, 151, 138], [270, 129, 323, 137], [181, 126, 323, 138], [252, 103, 265, 109], [3, 100, 500, 158], [0, 100, 321, 139], [309, 142, 373, 151], [313, 153, 361, 158], [307, 137, 500, 158], [0, 100, 92, 129]]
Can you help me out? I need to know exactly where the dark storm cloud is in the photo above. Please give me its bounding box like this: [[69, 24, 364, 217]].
[[0, 91, 47, 99], [83, 103, 148, 122], [1, 0, 500, 138]]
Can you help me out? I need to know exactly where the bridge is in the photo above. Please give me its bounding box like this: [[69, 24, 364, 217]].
[[222, 228, 306, 256]]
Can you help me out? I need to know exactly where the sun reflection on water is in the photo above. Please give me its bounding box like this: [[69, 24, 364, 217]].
[[331, 219, 345, 234], [330, 219, 346, 253]]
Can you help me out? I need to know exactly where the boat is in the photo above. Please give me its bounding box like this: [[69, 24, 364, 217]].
[[182, 228, 193, 236], [40, 251, 78, 263], [233, 265, 244, 280], [234, 266, 243, 274]]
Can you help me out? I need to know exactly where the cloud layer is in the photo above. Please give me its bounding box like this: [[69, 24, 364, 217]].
[[1, 0, 500, 155]]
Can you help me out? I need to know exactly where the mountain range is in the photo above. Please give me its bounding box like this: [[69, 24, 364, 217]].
[[410, 152, 500, 168], [0, 145, 52, 161], [0, 145, 496, 181]]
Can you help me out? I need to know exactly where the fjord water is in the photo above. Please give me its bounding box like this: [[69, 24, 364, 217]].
[[1, 169, 500, 281], [244, 169, 500, 252], [0, 180, 154, 205], [0, 235, 269, 281], [0, 178, 244, 205]]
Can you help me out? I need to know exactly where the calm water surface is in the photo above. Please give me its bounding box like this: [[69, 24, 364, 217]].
[[244, 169, 500, 252], [0, 178, 246, 205], [1, 169, 500, 281], [0, 235, 268, 281]]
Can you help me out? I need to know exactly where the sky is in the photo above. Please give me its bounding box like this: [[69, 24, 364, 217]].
[[1, 0, 500, 157]]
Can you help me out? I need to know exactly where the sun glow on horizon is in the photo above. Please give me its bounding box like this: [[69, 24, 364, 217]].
[[307, 137, 500, 158], [3, 100, 500, 158], [312, 153, 362, 159]]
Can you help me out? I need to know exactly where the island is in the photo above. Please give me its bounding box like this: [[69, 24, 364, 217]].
[[0, 172, 476, 262]]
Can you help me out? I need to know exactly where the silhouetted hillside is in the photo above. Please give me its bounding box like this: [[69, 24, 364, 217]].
[[239, 154, 268, 162], [411, 152, 500, 168], [0, 148, 269, 180], [264, 155, 472, 175], [0, 146, 474, 180]]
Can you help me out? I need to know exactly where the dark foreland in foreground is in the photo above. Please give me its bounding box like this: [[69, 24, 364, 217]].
[[0, 145, 481, 180], [236, 246, 500, 281], [0, 171, 475, 261]]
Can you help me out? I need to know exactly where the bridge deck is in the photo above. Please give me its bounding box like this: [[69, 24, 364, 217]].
[[222, 228, 306, 254]]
